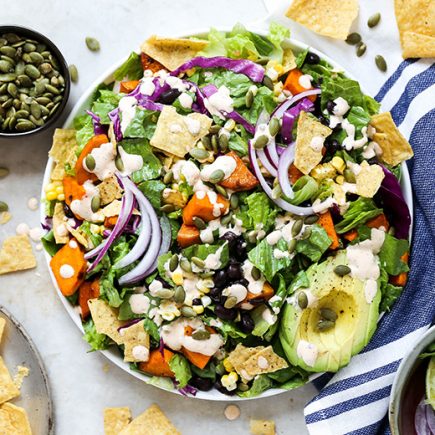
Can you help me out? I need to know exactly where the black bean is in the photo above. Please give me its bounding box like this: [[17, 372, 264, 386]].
[[305, 52, 320, 65], [234, 238, 247, 260], [213, 270, 227, 289], [210, 287, 223, 303], [239, 313, 255, 333], [63, 203, 74, 218], [189, 376, 213, 391], [215, 304, 237, 321], [366, 156, 379, 165], [326, 139, 340, 154], [326, 100, 336, 114], [192, 298, 202, 306], [158, 88, 181, 104], [221, 231, 239, 248], [234, 278, 249, 287], [318, 115, 329, 126], [227, 263, 242, 280], [214, 379, 236, 396]]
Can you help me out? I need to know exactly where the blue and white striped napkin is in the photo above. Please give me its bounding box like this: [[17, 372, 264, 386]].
[[303, 59, 435, 435]]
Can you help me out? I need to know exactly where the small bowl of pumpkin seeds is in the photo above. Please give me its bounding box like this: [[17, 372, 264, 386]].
[[0, 25, 70, 137]]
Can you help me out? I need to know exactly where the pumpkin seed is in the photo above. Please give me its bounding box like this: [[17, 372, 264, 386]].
[[15, 109, 29, 119], [0, 95, 8, 103], [85, 37, 100, 52], [155, 288, 175, 299], [4, 33, 20, 44], [375, 55, 387, 72], [1, 117, 10, 130], [224, 119, 236, 131], [34, 81, 46, 95], [85, 154, 96, 171], [356, 42, 367, 57], [16, 75, 32, 87], [0, 83, 6, 94], [49, 55, 59, 69], [35, 96, 50, 105], [292, 219, 303, 237], [15, 120, 35, 131], [304, 214, 319, 225], [320, 307, 338, 322], [238, 382, 250, 392], [191, 257, 205, 268], [192, 216, 206, 230], [300, 226, 312, 240], [201, 135, 211, 150], [41, 50, 50, 59], [245, 90, 254, 108], [174, 286, 186, 304], [343, 168, 356, 183], [230, 194, 239, 210], [49, 102, 60, 116], [199, 271, 214, 279], [209, 169, 225, 184], [0, 60, 12, 73], [345, 32, 362, 45], [192, 329, 210, 340], [220, 212, 232, 226], [189, 147, 209, 161], [317, 319, 335, 332], [254, 134, 269, 149], [163, 170, 173, 184], [224, 296, 238, 309], [0, 201, 8, 212], [0, 73, 16, 82], [180, 258, 192, 273], [36, 43, 46, 53], [297, 291, 308, 309], [23, 42, 36, 53], [53, 95, 63, 103], [368, 12, 381, 28], [30, 102, 42, 119], [39, 62, 52, 75], [169, 254, 179, 272], [0, 46, 16, 58], [91, 195, 101, 212], [8, 116, 17, 130], [209, 125, 220, 134], [24, 64, 40, 79], [333, 264, 351, 276], [215, 185, 228, 198], [251, 266, 261, 280], [0, 39, 6, 48], [1, 98, 13, 109], [68, 64, 78, 83], [268, 117, 280, 136], [262, 75, 274, 90], [218, 133, 229, 151], [180, 306, 197, 318], [0, 167, 9, 178], [6, 83, 17, 98], [288, 238, 297, 253], [211, 134, 218, 153], [22, 53, 32, 63], [45, 84, 60, 95], [29, 51, 44, 65], [160, 204, 175, 213]]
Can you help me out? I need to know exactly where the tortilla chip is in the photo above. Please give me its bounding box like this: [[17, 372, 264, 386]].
[[370, 112, 414, 166], [294, 112, 332, 175], [141, 36, 208, 71], [282, 48, 296, 73], [98, 176, 122, 206], [119, 404, 180, 435], [151, 106, 212, 158], [0, 212, 11, 225], [0, 318, 5, 344], [0, 357, 20, 404], [244, 346, 288, 377], [356, 162, 385, 198], [66, 225, 90, 249], [0, 403, 32, 435], [227, 344, 265, 377], [0, 235, 36, 275], [104, 407, 132, 435], [394, 0, 435, 58], [250, 419, 276, 435], [119, 320, 150, 363], [53, 203, 69, 245], [13, 366, 29, 389], [88, 299, 124, 345], [286, 0, 359, 40], [49, 129, 78, 181]]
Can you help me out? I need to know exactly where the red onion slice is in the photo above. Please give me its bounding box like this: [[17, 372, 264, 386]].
[[118, 178, 162, 285], [272, 88, 321, 119], [265, 136, 280, 168], [257, 148, 277, 177], [277, 143, 296, 199]]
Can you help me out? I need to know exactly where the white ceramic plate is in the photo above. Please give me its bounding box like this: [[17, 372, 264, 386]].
[[40, 27, 414, 401], [0, 306, 53, 433]]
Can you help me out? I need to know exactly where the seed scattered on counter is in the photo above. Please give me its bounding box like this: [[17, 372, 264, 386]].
[[0, 201, 8, 212], [375, 54, 388, 72], [224, 404, 240, 421], [356, 42, 367, 57], [27, 197, 38, 211], [345, 32, 362, 45], [368, 12, 381, 28], [0, 211, 11, 225], [0, 167, 9, 178], [85, 36, 100, 52], [68, 64, 78, 83]]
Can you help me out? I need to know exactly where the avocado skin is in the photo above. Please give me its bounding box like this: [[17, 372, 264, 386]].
[[279, 251, 380, 373]]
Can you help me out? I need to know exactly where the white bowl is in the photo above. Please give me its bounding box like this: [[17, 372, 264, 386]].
[[40, 26, 413, 401]]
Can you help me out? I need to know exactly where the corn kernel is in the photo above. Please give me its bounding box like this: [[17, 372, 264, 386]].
[[310, 163, 336, 181], [335, 175, 345, 185], [45, 183, 55, 192], [221, 372, 238, 391], [228, 371, 238, 382], [57, 193, 65, 201], [192, 305, 204, 315], [223, 358, 234, 372], [331, 157, 346, 173], [172, 272, 184, 286], [46, 191, 57, 201], [55, 185, 64, 194]]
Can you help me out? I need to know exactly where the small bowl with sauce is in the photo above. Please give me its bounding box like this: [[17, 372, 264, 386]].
[[0, 25, 70, 138]]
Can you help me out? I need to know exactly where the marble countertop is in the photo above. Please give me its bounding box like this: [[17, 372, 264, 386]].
[[0, 0, 316, 433]]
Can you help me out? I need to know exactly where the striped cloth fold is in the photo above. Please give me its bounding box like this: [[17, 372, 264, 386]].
[[305, 60, 435, 435]]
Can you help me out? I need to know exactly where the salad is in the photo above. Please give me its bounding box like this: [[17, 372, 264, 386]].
[[42, 23, 414, 397]]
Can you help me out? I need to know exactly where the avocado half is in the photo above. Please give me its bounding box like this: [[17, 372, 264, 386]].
[[279, 251, 380, 373]]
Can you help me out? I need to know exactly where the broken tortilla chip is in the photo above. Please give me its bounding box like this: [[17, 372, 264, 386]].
[[119, 320, 150, 363], [250, 419, 276, 435], [356, 162, 385, 198], [49, 129, 78, 181], [13, 366, 29, 390], [98, 176, 122, 206], [0, 403, 32, 435], [244, 346, 288, 377], [53, 203, 69, 245], [370, 112, 414, 166], [88, 299, 125, 345], [394, 0, 435, 58], [294, 111, 332, 175], [0, 318, 5, 344], [0, 235, 36, 275], [119, 404, 180, 435], [286, 0, 359, 40], [0, 357, 20, 404], [151, 106, 212, 158], [104, 407, 132, 435], [227, 344, 265, 380], [141, 36, 208, 71]]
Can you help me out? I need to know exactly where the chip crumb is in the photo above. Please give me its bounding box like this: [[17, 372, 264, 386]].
[[102, 363, 110, 373], [250, 419, 276, 435], [355, 162, 385, 198], [224, 404, 240, 421], [0, 212, 11, 225], [13, 366, 29, 389], [0, 235, 36, 275], [104, 407, 131, 435]]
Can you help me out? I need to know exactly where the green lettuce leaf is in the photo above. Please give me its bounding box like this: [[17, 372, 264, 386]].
[[295, 224, 332, 262], [287, 175, 318, 205], [321, 76, 365, 111], [40, 230, 62, 256], [335, 198, 382, 234], [91, 101, 115, 124], [169, 354, 192, 388], [146, 376, 175, 390], [114, 51, 143, 81], [238, 374, 274, 398], [379, 233, 409, 276], [123, 109, 159, 140], [157, 252, 173, 284], [380, 282, 403, 312], [74, 114, 94, 150], [83, 319, 111, 351], [138, 180, 165, 209], [182, 243, 229, 269]]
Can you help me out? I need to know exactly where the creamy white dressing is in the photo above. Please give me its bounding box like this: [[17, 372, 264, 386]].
[[297, 340, 318, 367], [200, 156, 237, 182], [257, 355, 269, 369], [183, 117, 201, 136], [56, 223, 68, 236], [161, 318, 224, 356], [273, 249, 291, 260], [69, 240, 78, 249], [165, 76, 187, 92], [252, 123, 273, 147], [59, 264, 74, 279], [341, 120, 369, 151], [266, 230, 282, 246], [118, 147, 143, 175], [139, 77, 155, 96], [309, 135, 325, 152], [84, 142, 117, 180], [148, 280, 164, 297], [129, 294, 150, 314], [223, 284, 247, 304], [119, 96, 137, 134], [362, 142, 377, 159], [333, 97, 350, 116], [204, 86, 234, 119], [203, 243, 226, 270], [364, 279, 378, 304], [262, 306, 277, 325], [241, 260, 265, 295], [132, 345, 149, 361], [179, 92, 193, 109], [169, 122, 183, 133], [70, 181, 102, 222], [312, 196, 337, 214], [298, 74, 313, 89]]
